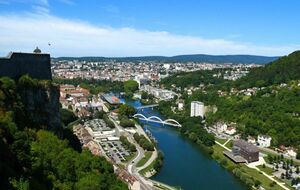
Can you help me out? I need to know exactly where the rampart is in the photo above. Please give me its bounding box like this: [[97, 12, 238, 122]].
[[0, 52, 52, 80]]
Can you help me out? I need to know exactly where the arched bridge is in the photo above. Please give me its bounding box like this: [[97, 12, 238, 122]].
[[133, 114, 181, 128]]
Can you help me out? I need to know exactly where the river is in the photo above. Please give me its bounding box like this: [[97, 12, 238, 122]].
[[123, 99, 247, 190]]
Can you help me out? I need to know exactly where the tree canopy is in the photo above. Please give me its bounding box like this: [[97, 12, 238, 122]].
[[124, 80, 138, 97], [0, 76, 127, 190]]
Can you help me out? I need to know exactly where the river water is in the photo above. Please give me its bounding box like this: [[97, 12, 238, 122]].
[[123, 99, 247, 190]]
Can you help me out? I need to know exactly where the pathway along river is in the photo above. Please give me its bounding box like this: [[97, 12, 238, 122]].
[[124, 99, 247, 190]]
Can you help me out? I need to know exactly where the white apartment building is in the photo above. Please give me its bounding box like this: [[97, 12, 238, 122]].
[[257, 134, 272, 148], [190, 101, 205, 118]]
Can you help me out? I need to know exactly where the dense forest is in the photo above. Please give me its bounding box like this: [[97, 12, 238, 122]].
[[0, 76, 127, 190], [236, 51, 300, 88], [160, 69, 229, 90], [159, 51, 300, 149]]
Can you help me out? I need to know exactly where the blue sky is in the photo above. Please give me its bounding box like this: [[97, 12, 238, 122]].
[[0, 0, 299, 57]]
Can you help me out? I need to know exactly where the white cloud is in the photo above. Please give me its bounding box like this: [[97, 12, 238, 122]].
[[0, 13, 298, 57], [36, 0, 48, 6], [32, 5, 49, 14], [58, 0, 74, 5]]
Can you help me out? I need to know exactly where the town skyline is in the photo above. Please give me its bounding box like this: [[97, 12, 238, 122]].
[[1, 0, 300, 56]]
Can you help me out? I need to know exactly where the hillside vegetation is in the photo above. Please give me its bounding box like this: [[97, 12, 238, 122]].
[[236, 51, 300, 88], [0, 76, 127, 190], [159, 51, 300, 149]]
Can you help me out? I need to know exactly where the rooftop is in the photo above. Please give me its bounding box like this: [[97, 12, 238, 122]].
[[101, 94, 122, 105], [223, 151, 247, 163], [233, 139, 258, 153]]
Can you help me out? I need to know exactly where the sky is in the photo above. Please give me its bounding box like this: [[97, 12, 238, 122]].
[[0, 0, 300, 57]]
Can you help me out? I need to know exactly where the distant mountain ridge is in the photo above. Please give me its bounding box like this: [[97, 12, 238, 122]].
[[53, 54, 279, 64]]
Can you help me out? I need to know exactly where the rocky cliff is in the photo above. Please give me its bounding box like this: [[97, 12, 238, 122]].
[[17, 76, 61, 133]]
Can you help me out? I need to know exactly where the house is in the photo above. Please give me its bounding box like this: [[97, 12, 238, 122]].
[[178, 99, 184, 111], [257, 135, 272, 148], [247, 136, 256, 144], [216, 122, 227, 134], [287, 147, 297, 158], [233, 134, 241, 140], [225, 127, 236, 135]]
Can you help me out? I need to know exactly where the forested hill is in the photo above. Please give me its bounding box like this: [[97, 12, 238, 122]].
[[236, 50, 300, 88], [54, 54, 278, 64]]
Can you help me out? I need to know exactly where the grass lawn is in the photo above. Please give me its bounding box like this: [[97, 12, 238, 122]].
[[225, 140, 233, 149], [136, 151, 153, 167], [257, 165, 274, 175], [124, 151, 137, 162], [241, 166, 285, 190], [215, 137, 227, 145], [139, 158, 156, 175], [273, 177, 294, 190]]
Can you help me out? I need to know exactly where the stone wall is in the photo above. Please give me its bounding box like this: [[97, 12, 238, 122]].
[[0, 52, 52, 80]]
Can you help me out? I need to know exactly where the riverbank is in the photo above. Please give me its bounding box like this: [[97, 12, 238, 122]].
[[212, 141, 290, 190], [124, 98, 248, 190]]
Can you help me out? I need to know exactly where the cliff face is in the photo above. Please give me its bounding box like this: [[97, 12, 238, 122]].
[[18, 82, 61, 133]]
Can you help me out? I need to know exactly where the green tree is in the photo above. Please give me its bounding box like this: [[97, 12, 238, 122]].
[[124, 80, 138, 97], [60, 108, 77, 126], [118, 104, 136, 117], [297, 149, 300, 159], [120, 119, 135, 128]]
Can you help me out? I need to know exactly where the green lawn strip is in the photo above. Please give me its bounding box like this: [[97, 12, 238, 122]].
[[124, 151, 137, 162], [241, 166, 283, 190], [257, 165, 274, 175], [273, 177, 294, 190], [136, 151, 153, 167], [212, 144, 285, 190], [225, 140, 233, 149], [215, 137, 227, 145], [139, 157, 156, 176]]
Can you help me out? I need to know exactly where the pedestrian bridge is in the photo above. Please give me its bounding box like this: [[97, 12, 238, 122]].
[[135, 104, 159, 110], [133, 113, 181, 128]]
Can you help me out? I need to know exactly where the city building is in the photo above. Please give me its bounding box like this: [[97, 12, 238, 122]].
[[141, 85, 177, 100], [190, 101, 205, 118], [232, 140, 259, 163], [101, 93, 122, 105], [257, 135, 272, 148]]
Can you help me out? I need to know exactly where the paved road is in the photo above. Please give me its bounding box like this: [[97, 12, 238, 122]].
[[137, 149, 157, 173], [109, 116, 154, 190]]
